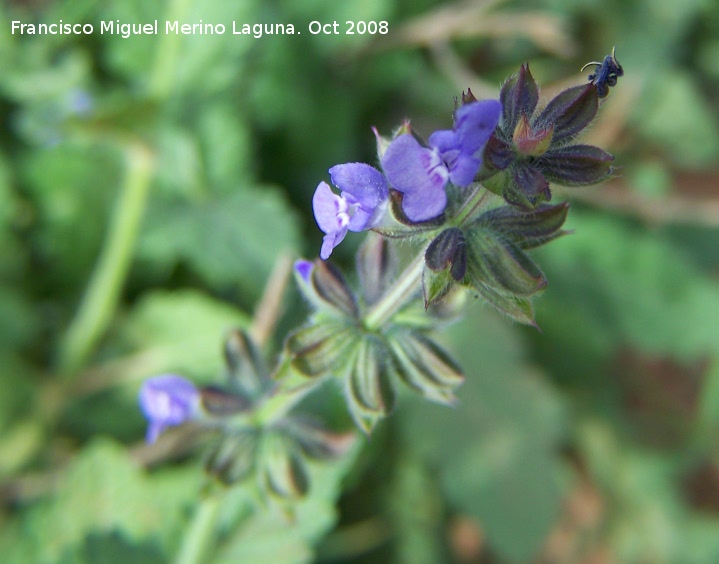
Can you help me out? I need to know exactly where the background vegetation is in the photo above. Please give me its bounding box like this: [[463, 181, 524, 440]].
[[1, 0, 719, 561]]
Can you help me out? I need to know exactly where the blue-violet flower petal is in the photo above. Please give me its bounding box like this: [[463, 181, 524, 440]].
[[381, 134, 448, 222], [139, 374, 200, 444], [329, 163, 388, 230], [381, 100, 501, 222], [313, 181, 350, 260], [313, 164, 388, 259], [429, 99, 502, 187]]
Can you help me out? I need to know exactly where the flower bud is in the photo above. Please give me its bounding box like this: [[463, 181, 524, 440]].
[[425, 228, 467, 281], [512, 115, 553, 156]]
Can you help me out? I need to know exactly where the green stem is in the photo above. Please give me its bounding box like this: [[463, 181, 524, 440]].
[[363, 251, 426, 331], [362, 185, 491, 331], [452, 184, 490, 226], [58, 143, 154, 378], [149, 0, 193, 99], [174, 495, 222, 564]]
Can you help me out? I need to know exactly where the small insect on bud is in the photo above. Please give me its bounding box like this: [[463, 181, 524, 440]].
[[581, 46, 624, 99]]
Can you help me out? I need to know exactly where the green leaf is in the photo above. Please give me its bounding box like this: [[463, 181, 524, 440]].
[[195, 103, 255, 195], [24, 439, 200, 563], [102, 0, 259, 95], [637, 69, 719, 167], [577, 420, 719, 562], [21, 143, 122, 289], [400, 312, 568, 562], [535, 211, 719, 364], [138, 188, 301, 302], [116, 289, 251, 382], [68, 532, 165, 564]]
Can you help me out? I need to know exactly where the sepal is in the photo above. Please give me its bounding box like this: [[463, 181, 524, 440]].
[[344, 335, 396, 434], [311, 260, 359, 318], [285, 320, 359, 377], [388, 331, 464, 405], [281, 417, 356, 460], [422, 266, 454, 309], [465, 225, 547, 296], [539, 144, 614, 186], [481, 135, 514, 175], [200, 386, 252, 416], [499, 63, 539, 135], [223, 329, 273, 400], [205, 430, 259, 485], [534, 83, 598, 143], [293, 259, 359, 318], [504, 162, 551, 210], [461, 88, 478, 105], [471, 282, 538, 327], [477, 202, 569, 249], [262, 433, 309, 499]]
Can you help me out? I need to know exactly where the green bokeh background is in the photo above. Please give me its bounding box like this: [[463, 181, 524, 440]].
[[2, 0, 719, 562]]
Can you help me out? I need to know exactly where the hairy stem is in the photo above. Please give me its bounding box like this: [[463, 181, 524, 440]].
[[363, 251, 426, 331], [452, 184, 491, 226]]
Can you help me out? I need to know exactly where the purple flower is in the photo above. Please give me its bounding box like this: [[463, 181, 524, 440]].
[[313, 163, 389, 259], [381, 99, 502, 222], [138, 374, 200, 443]]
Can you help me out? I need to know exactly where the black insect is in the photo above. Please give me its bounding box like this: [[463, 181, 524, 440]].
[[581, 47, 624, 98]]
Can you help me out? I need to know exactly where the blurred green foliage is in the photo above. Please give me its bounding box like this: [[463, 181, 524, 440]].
[[1, 0, 719, 562]]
